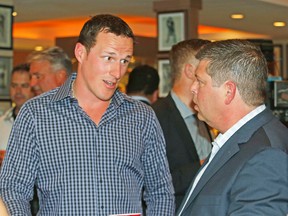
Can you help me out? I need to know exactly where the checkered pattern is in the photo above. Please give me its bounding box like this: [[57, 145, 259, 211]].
[[0, 73, 175, 215]]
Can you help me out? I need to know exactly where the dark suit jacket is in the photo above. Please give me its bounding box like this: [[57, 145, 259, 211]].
[[152, 93, 211, 210], [178, 108, 288, 216]]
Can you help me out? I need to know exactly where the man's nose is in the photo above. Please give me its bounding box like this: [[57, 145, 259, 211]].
[[15, 86, 22, 93], [110, 63, 122, 80], [191, 80, 198, 95]]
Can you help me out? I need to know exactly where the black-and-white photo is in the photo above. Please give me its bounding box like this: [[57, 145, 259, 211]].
[[0, 56, 12, 98], [274, 81, 288, 108], [0, 4, 13, 49], [158, 12, 185, 52], [158, 59, 172, 97]]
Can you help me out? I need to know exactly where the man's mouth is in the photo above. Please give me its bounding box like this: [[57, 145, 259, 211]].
[[104, 80, 117, 88]]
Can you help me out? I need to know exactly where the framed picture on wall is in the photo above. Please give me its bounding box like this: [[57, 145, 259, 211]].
[[0, 56, 13, 98], [270, 44, 283, 77], [0, 4, 13, 49], [158, 11, 185, 52], [274, 80, 288, 108], [158, 59, 172, 97]]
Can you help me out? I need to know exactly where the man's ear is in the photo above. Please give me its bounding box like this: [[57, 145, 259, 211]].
[[224, 80, 237, 104], [151, 89, 159, 104], [184, 63, 196, 80], [74, 42, 86, 63]]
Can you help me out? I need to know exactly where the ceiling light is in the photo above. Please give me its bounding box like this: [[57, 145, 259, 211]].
[[230, 14, 244, 20], [273, 22, 286, 27], [12, 11, 17, 17]]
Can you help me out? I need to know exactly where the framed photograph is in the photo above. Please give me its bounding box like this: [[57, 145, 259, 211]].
[[158, 11, 185, 52], [0, 4, 13, 49], [0, 56, 13, 98], [274, 81, 288, 108], [158, 59, 172, 97], [270, 44, 283, 77]]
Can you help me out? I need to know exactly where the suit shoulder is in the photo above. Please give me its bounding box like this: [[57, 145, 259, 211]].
[[262, 117, 288, 152], [152, 96, 173, 112]]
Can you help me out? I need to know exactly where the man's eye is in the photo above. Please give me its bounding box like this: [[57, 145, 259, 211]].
[[120, 59, 129, 64], [32, 74, 41, 79], [104, 56, 112, 61]]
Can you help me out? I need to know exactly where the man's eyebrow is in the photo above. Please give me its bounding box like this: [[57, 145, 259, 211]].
[[125, 55, 133, 59]]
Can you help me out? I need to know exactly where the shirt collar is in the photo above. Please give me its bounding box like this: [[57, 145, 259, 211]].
[[214, 104, 266, 148], [50, 72, 132, 108], [171, 90, 194, 119], [129, 95, 151, 104], [50, 72, 76, 102]]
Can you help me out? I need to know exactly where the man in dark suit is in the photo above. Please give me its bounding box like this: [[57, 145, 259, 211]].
[[126, 65, 160, 105], [152, 39, 212, 210], [177, 39, 288, 215]]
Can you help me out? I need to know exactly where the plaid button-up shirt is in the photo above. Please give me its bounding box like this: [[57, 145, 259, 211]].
[[0, 73, 175, 216]]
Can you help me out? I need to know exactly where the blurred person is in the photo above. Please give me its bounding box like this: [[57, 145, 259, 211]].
[[178, 39, 288, 216], [0, 63, 34, 164], [27, 46, 73, 96], [0, 14, 175, 215], [126, 64, 160, 105], [152, 39, 212, 210]]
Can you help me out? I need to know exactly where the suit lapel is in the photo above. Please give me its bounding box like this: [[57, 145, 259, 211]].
[[181, 108, 275, 213], [177, 153, 211, 215], [187, 139, 239, 204]]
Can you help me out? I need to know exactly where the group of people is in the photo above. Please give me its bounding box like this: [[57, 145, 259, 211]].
[[0, 14, 287, 216], [0, 47, 72, 155]]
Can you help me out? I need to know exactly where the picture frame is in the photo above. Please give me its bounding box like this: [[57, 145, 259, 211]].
[[0, 4, 13, 49], [158, 59, 172, 97], [274, 80, 288, 108], [0, 56, 13, 98], [158, 11, 185, 52], [270, 44, 283, 77]]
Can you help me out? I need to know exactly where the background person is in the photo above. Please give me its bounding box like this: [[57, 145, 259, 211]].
[[27, 46, 73, 96], [178, 39, 288, 216], [126, 64, 160, 105], [0, 14, 175, 215], [0, 63, 34, 165], [152, 39, 212, 210]]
